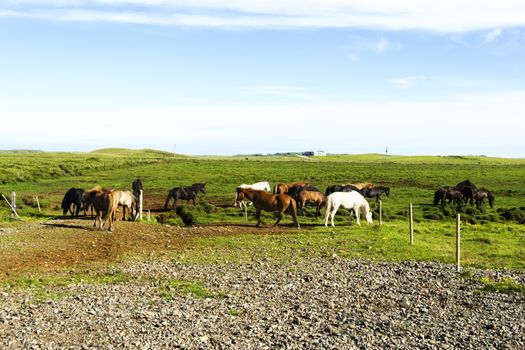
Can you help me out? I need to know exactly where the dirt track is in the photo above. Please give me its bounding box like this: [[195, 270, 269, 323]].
[[0, 218, 297, 280]]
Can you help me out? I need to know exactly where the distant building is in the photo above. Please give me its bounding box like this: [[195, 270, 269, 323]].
[[303, 150, 326, 156]]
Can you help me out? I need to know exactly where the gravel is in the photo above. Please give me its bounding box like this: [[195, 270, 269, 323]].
[[1, 257, 524, 349]]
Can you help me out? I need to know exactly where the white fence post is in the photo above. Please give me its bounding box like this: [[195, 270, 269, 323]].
[[456, 214, 461, 273], [409, 203, 414, 245], [139, 189, 143, 220]]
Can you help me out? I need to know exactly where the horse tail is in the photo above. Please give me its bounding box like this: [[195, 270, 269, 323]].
[[323, 194, 332, 225], [273, 184, 278, 194], [433, 190, 440, 206], [164, 191, 173, 210], [288, 197, 300, 228], [107, 191, 120, 231]]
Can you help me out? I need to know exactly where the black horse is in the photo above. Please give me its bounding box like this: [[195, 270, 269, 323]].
[[360, 186, 390, 202], [132, 178, 143, 213], [456, 179, 477, 205], [61, 188, 86, 216], [164, 183, 206, 209], [325, 184, 359, 196]]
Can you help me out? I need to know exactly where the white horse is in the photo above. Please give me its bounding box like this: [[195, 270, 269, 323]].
[[323, 191, 373, 227], [234, 181, 271, 209]]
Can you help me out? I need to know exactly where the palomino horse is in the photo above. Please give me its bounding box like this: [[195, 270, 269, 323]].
[[164, 183, 206, 209], [235, 188, 300, 228], [114, 190, 138, 221], [286, 185, 325, 217], [324, 191, 373, 227], [61, 188, 86, 217], [344, 182, 375, 190], [84, 188, 119, 231], [298, 190, 325, 217], [234, 181, 271, 209], [273, 180, 308, 195]]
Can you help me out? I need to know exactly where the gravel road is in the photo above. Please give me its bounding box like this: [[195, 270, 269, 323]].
[[1, 257, 524, 349]]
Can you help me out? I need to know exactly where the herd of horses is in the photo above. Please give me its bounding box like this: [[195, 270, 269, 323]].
[[433, 180, 494, 208], [234, 181, 389, 228], [61, 179, 143, 231], [60, 177, 495, 231]]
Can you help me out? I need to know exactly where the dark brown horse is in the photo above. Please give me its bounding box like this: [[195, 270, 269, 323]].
[[433, 187, 464, 206], [236, 188, 300, 228], [273, 180, 308, 195], [474, 188, 495, 208]]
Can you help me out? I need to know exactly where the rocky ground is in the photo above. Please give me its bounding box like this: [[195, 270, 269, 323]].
[[1, 257, 524, 349]]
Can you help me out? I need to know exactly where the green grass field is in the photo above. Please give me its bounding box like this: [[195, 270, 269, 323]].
[[0, 149, 524, 271]]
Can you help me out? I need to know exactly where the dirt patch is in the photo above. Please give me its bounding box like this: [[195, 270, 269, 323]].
[[0, 218, 298, 281]]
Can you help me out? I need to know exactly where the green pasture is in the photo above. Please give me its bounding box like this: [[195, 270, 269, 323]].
[[0, 149, 524, 271]]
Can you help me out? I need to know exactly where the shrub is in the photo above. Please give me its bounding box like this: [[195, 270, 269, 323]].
[[176, 205, 196, 226]]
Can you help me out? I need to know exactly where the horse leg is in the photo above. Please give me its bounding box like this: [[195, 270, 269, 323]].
[[354, 206, 361, 226], [274, 210, 284, 227], [164, 194, 172, 211], [330, 204, 340, 227], [255, 209, 263, 226], [288, 199, 300, 229]]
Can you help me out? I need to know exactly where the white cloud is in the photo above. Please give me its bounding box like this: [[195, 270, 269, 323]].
[[389, 76, 428, 89], [241, 85, 313, 99], [484, 28, 503, 43], [2, 1, 525, 32]]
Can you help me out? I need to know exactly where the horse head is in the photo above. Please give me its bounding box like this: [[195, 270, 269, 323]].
[[365, 210, 373, 224], [235, 187, 246, 205], [192, 183, 206, 194]]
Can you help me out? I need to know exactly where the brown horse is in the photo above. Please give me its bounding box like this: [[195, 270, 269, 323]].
[[298, 190, 325, 217], [236, 188, 300, 228], [85, 188, 119, 231], [273, 180, 308, 194]]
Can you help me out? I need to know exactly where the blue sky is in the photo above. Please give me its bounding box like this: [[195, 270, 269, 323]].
[[1, 1, 524, 156]]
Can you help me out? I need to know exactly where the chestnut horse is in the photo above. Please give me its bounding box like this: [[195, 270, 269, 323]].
[[273, 180, 308, 194], [234, 181, 271, 209], [236, 188, 300, 228]]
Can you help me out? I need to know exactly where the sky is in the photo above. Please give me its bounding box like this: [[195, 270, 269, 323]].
[[1, 1, 524, 157]]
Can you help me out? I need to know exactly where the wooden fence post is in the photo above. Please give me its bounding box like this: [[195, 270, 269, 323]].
[[379, 200, 382, 225], [35, 196, 41, 213], [456, 214, 461, 273], [409, 203, 414, 245], [139, 189, 143, 220]]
